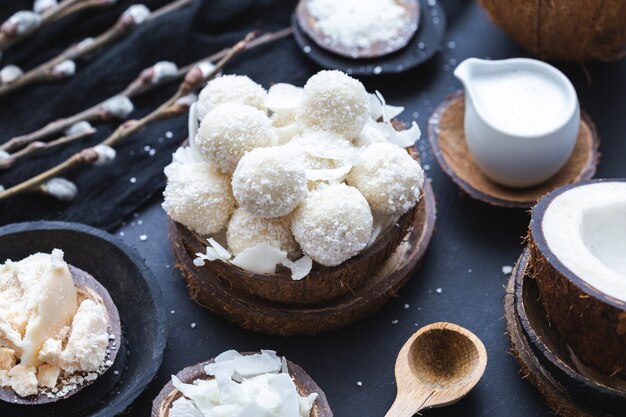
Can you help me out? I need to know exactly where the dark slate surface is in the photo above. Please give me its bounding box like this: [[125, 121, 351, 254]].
[[1, 0, 626, 416]]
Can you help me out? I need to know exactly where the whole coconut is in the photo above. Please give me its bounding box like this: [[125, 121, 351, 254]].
[[479, 0, 626, 61]]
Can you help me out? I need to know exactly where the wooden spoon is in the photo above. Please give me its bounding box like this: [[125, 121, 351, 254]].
[[386, 322, 487, 416]]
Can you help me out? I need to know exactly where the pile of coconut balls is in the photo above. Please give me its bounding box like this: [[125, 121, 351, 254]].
[[163, 70, 425, 279]]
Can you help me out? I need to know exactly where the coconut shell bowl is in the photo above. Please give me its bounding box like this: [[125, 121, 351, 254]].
[[152, 352, 333, 417], [428, 91, 600, 208], [505, 180, 626, 416], [0, 221, 167, 417], [170, 147, 436, 336]]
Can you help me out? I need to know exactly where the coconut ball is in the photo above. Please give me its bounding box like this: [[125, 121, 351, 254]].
[[162, 162, 235, 235], [196, 103, 277, 175], [286, 130, 357, 169], [291, 183, 373, 266], [232, 146, 307, 218], [196, 75, 267, 120], [347, 142, 424, 215], [296, 70, 369, 138], [226, 208, 299, 256]]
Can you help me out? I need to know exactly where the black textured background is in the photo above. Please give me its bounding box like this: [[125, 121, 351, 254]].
[[1, 1, 626, 417]]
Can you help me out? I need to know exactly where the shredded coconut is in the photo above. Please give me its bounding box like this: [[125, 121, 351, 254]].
[[226, 208, 299, 256], [196, 75, 267, 120], [307, 0, 411, 52]]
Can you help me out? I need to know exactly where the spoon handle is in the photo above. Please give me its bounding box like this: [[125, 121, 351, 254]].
[[384, 394, 425, 417]]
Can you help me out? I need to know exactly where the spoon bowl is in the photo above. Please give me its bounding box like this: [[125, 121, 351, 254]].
[[386, 322, 487, 416]]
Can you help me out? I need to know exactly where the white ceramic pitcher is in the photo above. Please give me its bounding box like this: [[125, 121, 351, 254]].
[[454, 58, 580, 188]]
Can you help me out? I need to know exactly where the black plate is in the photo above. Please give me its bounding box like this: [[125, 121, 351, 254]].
[[291, 0, 446, 76], [0, 221, 167, 417]]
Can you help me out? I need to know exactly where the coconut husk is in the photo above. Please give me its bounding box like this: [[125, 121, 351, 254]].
[[296, 0, 420, 59], [176, 147, 421, 306], [528, 182, 626, 379], [511, 249, 626, 416], [0, 265, 122, 405], [169, 179, 436, 336], [479, 0, 626, 62], [427, 91, 600, 208], [151, 354, 333, 417]]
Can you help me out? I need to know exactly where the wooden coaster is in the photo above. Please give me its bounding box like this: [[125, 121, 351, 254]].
[[170, 180, 436, 336], [0, 265, 122, 405], [504, 249, 626, 417], [296, 0, 420, 59], [428, 91, 600, 208], [152, 354, 333, 417]]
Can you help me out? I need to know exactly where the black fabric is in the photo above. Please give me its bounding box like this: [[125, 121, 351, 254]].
[[0, 0, 315, 230]]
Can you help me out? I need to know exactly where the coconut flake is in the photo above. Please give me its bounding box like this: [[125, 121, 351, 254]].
[[281, 255, 313, 281], [230, 243, 288, 274], [151, 61, 178, 84], [306, 163, 353, 182], [0, 65, 23, 84], [169, 397, 202, 417], [207, 238, 231, 261], [205, 350, 282, 379], [364, 119, 421, 148], [369, 92, 404, 121], [102, 95, 134, 118], [275, 122, 302, 144], [266, 83, 303, 112]]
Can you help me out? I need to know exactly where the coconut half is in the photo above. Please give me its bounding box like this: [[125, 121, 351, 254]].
[[529, 179, 626, 378]]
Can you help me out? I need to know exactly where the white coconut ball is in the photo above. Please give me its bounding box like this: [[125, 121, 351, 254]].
[[286, 130, 357, 169], [347, 142, 424, 215], [226, 208, 299, 256], [296, 70, 370, 139], [196, 74, 267, 120], [196, 103, 277, 175], [291, 183, 373, 267], [162, 162, 235, 235], [232, 146, 307, 218]]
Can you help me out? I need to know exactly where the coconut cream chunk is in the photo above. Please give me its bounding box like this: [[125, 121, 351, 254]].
[[0, 250, 112, 398], [540, 181, 626, 302], [169, 351, 317, 417]]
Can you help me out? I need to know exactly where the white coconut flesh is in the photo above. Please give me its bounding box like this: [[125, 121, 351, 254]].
[[541, 181, 626, 303]]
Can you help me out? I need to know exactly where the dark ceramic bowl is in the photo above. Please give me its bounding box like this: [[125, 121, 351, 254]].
[[0, 221, 167, 417]]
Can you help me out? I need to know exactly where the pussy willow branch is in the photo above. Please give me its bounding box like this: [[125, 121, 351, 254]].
[[0, 0, 195, 97], [0, 32, 255, 202], [0, 0, 114, 52], [0, 128, 95, 169], [0, 26, 292, 154]]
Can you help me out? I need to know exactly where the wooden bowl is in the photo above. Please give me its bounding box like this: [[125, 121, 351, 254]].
[[296, 0, 420, 59], [152, 353, 333, 417], [170, 179, 436, 336], [505, 249, 626, 416], [0, 265, 122, 405], [291, 0, 446, 76], [0, 221, 167, 417], [172, 147, 422, 306], [428, 91, 600, 208]]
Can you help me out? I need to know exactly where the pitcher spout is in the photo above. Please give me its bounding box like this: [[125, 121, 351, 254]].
[[453, 58, 490, 90]]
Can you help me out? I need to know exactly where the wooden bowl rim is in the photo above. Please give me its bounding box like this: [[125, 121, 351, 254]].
[[428, 90, 601, 208]]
